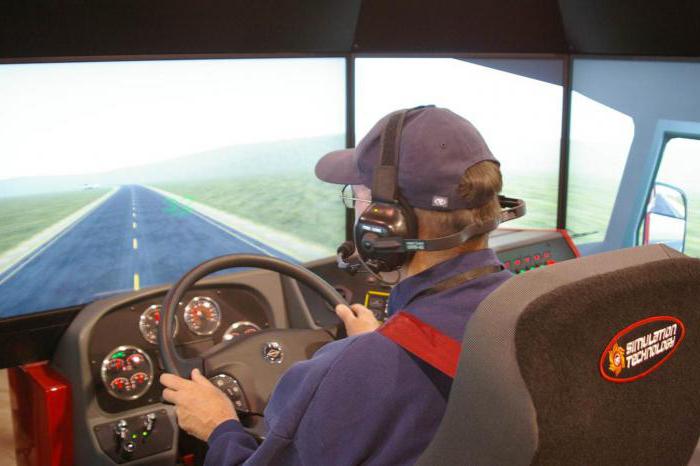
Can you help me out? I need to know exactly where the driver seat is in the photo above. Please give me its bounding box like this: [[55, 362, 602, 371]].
[[416, 244, 700, 466]]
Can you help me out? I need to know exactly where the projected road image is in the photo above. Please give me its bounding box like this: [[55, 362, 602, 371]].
[[0, 185, 298, 318]]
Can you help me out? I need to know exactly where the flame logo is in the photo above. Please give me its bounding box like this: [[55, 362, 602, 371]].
[[608, 342, 626, 376]]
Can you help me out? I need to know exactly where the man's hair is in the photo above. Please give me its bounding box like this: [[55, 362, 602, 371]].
[[414, 161, 503, 249]]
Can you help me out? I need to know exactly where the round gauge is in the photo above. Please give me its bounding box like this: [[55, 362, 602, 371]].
[[139, 304, 178, 344], [101, 346, 154, 401], [109, 377, 132, 395], [223, 321, 261, 341], [105, 358, 124, 373], [183, 297, 222, 336]]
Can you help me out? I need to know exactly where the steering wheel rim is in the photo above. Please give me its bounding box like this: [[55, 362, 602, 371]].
[[159, 253, 347, 378]]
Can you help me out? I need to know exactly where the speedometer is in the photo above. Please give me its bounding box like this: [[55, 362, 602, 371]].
[[139, 304, 178, 344], [183, 296, 221, 335]]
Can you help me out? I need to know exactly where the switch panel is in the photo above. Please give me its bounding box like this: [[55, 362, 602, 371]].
[[94, 409, 174, 464], [209, 374, 250, 413]]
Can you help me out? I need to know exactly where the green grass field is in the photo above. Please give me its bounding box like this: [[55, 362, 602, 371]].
[[157, 175, 346, 253], [158, 168, 700, 258], [157, 170, 561, 255], [501, 171, 558, 230], [685, 201, 700, 257], [0, 189, 109, 255]]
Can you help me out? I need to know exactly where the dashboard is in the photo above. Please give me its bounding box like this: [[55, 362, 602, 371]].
[[49, 228, 579, 465], [90, 285, 272, 414]]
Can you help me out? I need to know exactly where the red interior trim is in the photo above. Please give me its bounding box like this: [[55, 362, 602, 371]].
[[558, 228, 581, 257], [379, 311, 462, 378], [8, 362, 73, 466]]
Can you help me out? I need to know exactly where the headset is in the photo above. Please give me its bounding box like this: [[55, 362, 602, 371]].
[[338, 106, 527, 278]]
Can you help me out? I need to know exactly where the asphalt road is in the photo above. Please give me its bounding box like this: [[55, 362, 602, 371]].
[[0, 185, 296, 318]]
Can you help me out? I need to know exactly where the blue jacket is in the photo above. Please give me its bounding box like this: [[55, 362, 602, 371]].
[[205, 248, 511, 465]]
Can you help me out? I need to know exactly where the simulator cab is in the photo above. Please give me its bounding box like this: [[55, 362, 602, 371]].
[[1, 1, 699, 465]]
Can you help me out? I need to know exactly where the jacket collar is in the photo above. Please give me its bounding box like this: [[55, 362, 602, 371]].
[[387, 248, 502, 315]]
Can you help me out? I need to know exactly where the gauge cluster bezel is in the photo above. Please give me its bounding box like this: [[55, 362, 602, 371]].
[[183, 296, 222, 336], [100, 345, 155, 401], [223, 320, 262, 341], [139, 304, 179, 344]]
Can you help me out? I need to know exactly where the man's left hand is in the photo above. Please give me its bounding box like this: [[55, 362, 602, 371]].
[[161, 368, 239, 442]]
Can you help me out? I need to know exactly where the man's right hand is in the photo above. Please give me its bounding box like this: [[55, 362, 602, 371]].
[[335, 303, 381, 336]]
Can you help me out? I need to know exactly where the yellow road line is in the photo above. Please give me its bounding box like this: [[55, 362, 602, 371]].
[[133, 222, 137, 229], [133, 238, 138, 249], [132, 213, 136, 218], [133, 273, 140, 290]]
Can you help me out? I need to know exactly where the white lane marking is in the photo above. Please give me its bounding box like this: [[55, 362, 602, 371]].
[[132, 213, 136, 218], [184, 205, 275, 256], [133, 222, 137, 229], [133, 273, 140, 291], [133, 238, 138, 250], [0, 189, 119, 287]]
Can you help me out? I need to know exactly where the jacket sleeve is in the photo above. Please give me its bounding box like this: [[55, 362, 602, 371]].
[[205, 420, 258, 465]]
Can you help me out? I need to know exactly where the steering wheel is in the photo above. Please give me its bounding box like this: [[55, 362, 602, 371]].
[[158, 254, 347, 436]]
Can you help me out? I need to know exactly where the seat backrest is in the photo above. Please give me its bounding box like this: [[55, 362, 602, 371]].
[[417, 244, 700, 466]]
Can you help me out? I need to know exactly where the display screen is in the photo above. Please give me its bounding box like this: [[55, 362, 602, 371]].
[[0, 58, 346, 318]]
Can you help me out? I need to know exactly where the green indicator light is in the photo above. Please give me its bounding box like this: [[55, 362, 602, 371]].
[[112, 352, 125, 359], [131, 434, 137, 439], [143, 431, 149, 436]]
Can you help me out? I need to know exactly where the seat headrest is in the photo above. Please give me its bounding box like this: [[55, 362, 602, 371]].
[[417, 244, 700, 466]]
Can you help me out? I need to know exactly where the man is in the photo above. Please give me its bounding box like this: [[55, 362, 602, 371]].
[[161, 106, 514, 465]]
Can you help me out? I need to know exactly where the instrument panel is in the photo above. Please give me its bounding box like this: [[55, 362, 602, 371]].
[[88, 285, 272, 413]]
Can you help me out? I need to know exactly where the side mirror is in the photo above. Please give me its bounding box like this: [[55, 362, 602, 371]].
[[640, 182, 688, 252]]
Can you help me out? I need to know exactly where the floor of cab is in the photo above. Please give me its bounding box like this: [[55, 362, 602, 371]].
[[0, 370, 16, 466]]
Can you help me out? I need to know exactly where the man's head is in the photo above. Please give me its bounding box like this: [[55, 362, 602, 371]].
[[316, 107, 504, 273]]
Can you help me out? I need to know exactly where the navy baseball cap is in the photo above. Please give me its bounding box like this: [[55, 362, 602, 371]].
[[315, 106, 499, 211]]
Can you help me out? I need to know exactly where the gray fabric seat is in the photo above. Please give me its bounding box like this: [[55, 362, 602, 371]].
[[416, 244, 700, 466]]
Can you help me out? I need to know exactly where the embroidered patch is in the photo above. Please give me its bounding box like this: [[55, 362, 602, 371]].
[[599, 316, 685, 383], [432, 196, 448, 208]]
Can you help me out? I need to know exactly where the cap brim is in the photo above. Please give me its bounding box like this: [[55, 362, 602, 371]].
[[314, 149, 364, 185]]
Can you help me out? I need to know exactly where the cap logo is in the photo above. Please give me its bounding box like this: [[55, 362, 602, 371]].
[[432, 196, 448, 208], [599, 316, 685, 383]]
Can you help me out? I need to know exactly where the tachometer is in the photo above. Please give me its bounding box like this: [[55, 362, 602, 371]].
[[223, 321, 261, 341], [101, 346, 154, 400], [139, 304, 178, 344], [183, 296, 221, 336]]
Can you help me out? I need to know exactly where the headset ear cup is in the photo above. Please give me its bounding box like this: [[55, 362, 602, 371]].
[[398, 195, 418, 238], [354, 200, 415, 273], [397, 195, 417, 266]]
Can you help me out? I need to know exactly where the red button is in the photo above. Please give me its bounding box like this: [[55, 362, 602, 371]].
[[546, 260, 556, 265], [503, 261, 511, 269], [534, 254, 541, 261], [543, 251, 551, 258], [524, 257, 531, 263], [514, 259, 521, 266]]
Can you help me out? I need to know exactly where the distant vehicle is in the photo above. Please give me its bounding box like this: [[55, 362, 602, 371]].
[[82, 183, 100, 190]]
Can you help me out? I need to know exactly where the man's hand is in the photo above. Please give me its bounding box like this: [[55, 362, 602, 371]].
[[161, 368, 238, 442], [335, 303, 381, 336]]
